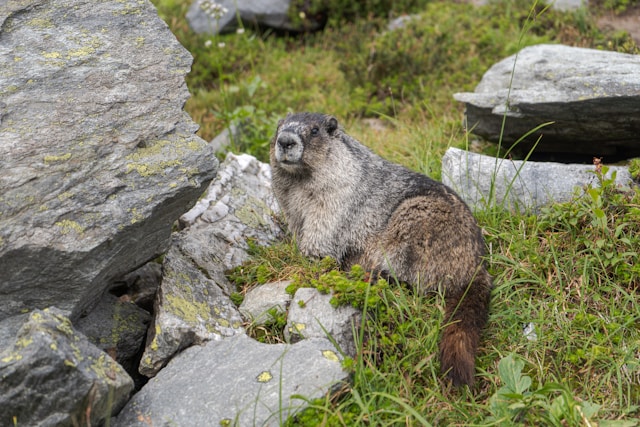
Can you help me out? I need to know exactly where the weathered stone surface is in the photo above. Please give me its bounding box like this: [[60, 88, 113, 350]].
[[138, 241, 245, 377], [442, 147, 633, 212], [0, 0, 217, 322], [140, 153, 282, 376], [186, 0, 325, 36], [286, 288, 362, 358], [116, 333, 347, 427], [75, 293, 151, 379], [0, 307, 134, 427], [240, 280, 293, 325], [454, 44, 640, 160]]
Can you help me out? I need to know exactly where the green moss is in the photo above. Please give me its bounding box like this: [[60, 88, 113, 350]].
[[628, 158, 640, 181]]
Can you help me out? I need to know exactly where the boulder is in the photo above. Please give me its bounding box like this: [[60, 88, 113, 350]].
[[442, 147, 633, 212], [286, 288, 362, 358], [0, 307, 134, 427], [0, 0, 217, 322], [454, 44, 640, 161], [139, 153, 282, 376], [186, 0, 326, 35], [116, 334, 348, 427]]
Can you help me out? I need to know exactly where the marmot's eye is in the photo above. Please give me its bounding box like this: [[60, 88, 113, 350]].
[[310, 127, 319, 136]]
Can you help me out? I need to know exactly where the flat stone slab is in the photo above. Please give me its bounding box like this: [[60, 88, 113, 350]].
[[442, 147, 633, 212], [116, 333, 348, 426], [454, 44, 640, 160]]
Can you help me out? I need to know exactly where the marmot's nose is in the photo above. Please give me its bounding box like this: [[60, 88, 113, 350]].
[[277, 134, 297, 150]]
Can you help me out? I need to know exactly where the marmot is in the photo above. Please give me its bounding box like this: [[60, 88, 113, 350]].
[[270, 112, 492, 387]]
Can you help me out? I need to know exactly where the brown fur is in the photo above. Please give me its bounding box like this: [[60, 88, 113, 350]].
[[270, 112, 492, 387]]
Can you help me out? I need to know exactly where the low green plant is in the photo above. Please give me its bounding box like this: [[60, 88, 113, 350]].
[[485, 354, 602, 426]]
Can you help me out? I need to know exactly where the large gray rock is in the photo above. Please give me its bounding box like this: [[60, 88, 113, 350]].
[[186, 0, 325, 35], [454, 44, 640, 160], [0, 307, 134, 427], [140, 153, 282, 376], [116, 333, 348, 427], [0, 0, 216, 322], [442, 147, 633, 212]]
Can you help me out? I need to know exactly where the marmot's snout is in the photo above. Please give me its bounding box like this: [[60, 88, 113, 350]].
[[274, 131, 304, 165]]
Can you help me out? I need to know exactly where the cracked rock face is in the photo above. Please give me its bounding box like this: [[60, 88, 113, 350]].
[[0, 0, 216, 321]]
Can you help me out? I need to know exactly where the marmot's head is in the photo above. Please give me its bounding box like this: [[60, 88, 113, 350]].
[[270, 112, 339, 174]]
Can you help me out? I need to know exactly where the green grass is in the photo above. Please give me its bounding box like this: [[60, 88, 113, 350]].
[[151, 0, 639, 424]]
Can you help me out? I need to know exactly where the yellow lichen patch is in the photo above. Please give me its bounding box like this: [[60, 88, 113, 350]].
[[165, 293, 211, 325], [141, 355, 153, 369], [42, 51, 62, 59], [1, 353, 23, 363], [57, 192, 74, 202], [135, 37, 145, 47], [90, 353, 122, 382], [28, 18, 54, 28], [256, 371, 273, 383], [15, 336, 33, 349], [128, 207, 145, 224], [126, 159, 183, 177], [55, 219, 85, 235], [52, 312, 76, 337], [44, 152, 72, 164], [321, 350, 340, 363], [289, 322, 306, 335], [67, 46, 96, 59], [149, 324, 161, 351], [64, 359, 77, 368]]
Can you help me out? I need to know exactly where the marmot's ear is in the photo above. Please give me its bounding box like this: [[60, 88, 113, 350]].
[[326, 116, 338, 135]]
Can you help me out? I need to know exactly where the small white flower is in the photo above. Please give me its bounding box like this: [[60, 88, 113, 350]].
[[218, 42, 226, 48], [236, 28, 245, 34], [199, 0, 227, 20], [204, 40, 212, 48]]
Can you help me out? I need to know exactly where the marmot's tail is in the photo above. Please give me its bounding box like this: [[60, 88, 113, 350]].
[[439, 268, 492, 387]]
